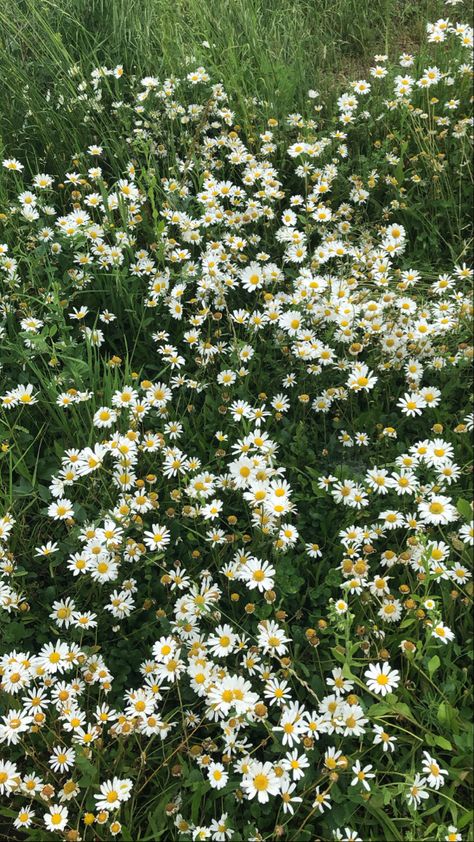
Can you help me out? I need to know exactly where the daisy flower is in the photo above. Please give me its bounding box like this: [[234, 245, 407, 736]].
[[364, 662, 400, 696]]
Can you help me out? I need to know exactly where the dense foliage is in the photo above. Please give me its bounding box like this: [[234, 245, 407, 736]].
[[0, 5, 472, 841]]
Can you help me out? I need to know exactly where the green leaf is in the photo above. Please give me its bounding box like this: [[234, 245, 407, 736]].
[[75, 752, 97, 787], [367, 702, 393, 717], [437, 702, 458, 729], [342, 663, 355, 679], [0, 807, 17, 818], [457, 498, 472, 520], [428, 655, 440, 677], [331, 647, 346, 665], [434, 735, 453, 750]]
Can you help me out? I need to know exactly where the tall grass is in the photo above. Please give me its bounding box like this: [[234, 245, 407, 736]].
[[1, 0, 441, 172]]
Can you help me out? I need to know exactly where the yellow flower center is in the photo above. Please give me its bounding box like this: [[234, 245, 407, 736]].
[[253, 773, 269, 791]]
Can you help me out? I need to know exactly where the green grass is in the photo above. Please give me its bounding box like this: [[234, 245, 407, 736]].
[[1, 0, 442, 170]]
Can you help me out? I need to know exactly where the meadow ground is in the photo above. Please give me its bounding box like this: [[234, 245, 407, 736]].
[[0, 1, 473, 840]]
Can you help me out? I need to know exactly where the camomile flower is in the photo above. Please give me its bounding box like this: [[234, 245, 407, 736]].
[[341, 704, 367, 737], [420, 386, 441, 407], [379, 509, 404, 529], [312, 785, 332, 812], [22, 687, 50, 715], [14, 806, 35, 830], [152, 636, 177, 662], [274, 706, 306, 748], [257, 620, 290, 655], [280, 781, 303, 814], [436, 461, 461, 484], [73, 610, 97, 630], [323, 746, 345, 772], [422, 751, 448, 789], [201, 499, 224, 520], [44, 805, 69, 832], [277, 522, 299, 546], [282, 748, 310, 780], [49, 745, 76, 773], [143, 524, 171, 551], [430, 621, 455, 644], [241, 761, 280, 803], [240, 557, 275, 592], [306, 541, 322, 558], [3, 158, 24, 171], [369, 575, 391, 597], [21, 773, 43, 797], [94, 777, 133, 810], [418, 495, 457, 525], [35, 541, 59, 557], [93, 406, 118, 428], [425, 439, 454, 466], [334, 598, 348, 614], [37, 641, 71, 674], [1, 664, 30, 694], [208, 762, 228, 790], [397, 392, 426, 417], [378, 599, 402, 623], [347, 363, 377, 392], [240, 262, 264, 292], [458, 522, 474, 545], [90, 555, 119, 583], [366, 467, 389, 494], [0, 759, 20, 794], [364, 662, 400, 696], [208, 625, 236, 658], [49, 598, 76, 628], [47, 498, 74, 520], [60, 708, 86, 733], [264, 678, 292, 706], [326, 667, 354, 697], [406, 774, 429, 809], [450, 564, 470, 584], [388, 470, 418, 495], [209, 813, 233, 840], [373, 724, 397, 752], [351, 760, 375, 791]]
